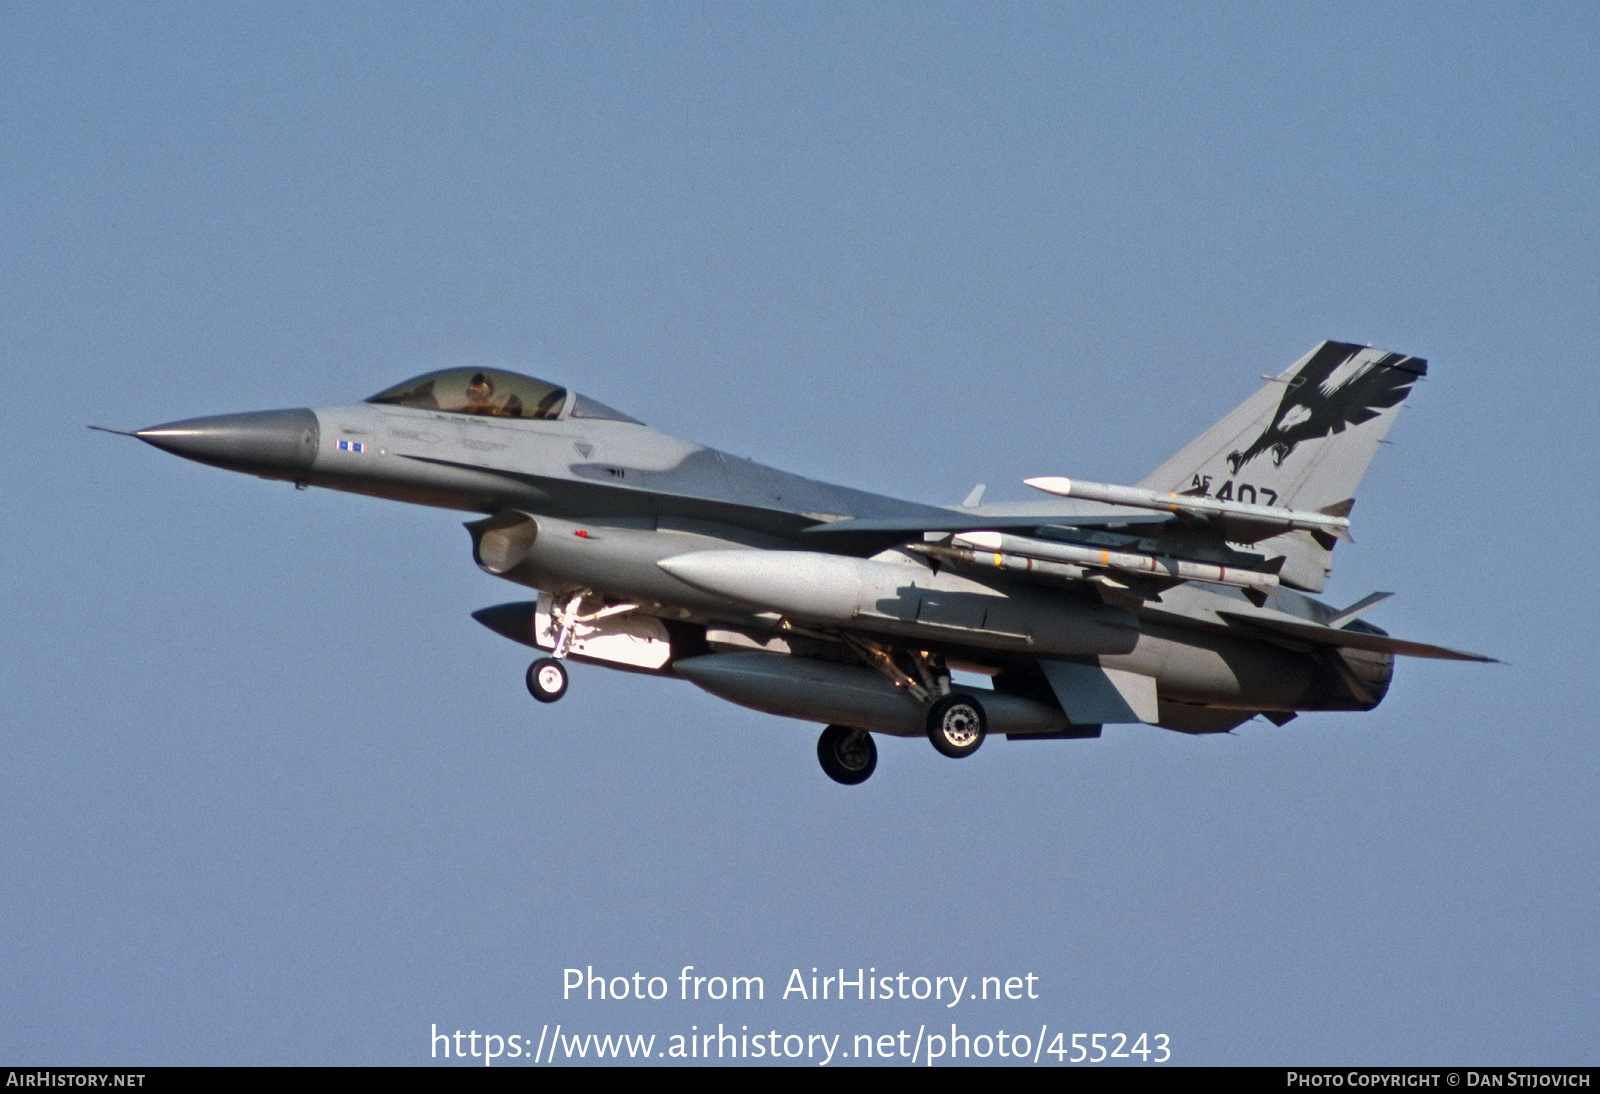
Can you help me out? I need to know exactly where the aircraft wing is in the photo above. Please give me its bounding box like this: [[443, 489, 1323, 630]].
[[803, 510, 1175, 535]]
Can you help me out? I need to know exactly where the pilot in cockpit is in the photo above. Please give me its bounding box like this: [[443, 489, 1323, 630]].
[[464, 372, 523, 417]]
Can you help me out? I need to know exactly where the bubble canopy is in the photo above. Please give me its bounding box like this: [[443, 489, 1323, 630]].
[[365, 368, 639, 423]]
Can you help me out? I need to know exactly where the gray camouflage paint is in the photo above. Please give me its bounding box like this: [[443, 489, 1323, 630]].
[[125, 341, 1491, 780]]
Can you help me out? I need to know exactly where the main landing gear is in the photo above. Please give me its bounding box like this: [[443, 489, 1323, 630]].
[[841, 637, 989, 767], [813, 664, 990, 784], [926, 693, 986, 759], [814, 691, 989, 785], [817, 724, 878, 785]]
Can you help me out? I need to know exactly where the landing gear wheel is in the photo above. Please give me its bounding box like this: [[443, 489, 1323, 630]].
[[526, 657, 568, 703], [817, 724, 877, 785], [926, 694, 986, 758]]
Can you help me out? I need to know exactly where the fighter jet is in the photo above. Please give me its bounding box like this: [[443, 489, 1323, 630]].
[[106, 342, 1492, 785]]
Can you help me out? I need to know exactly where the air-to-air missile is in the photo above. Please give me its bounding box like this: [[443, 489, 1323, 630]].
[[1023, 476, 1353, 544], [912, 529, 1284, 599]]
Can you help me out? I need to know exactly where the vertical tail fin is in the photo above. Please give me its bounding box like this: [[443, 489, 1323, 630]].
[[1138, 341, 1426, 592]]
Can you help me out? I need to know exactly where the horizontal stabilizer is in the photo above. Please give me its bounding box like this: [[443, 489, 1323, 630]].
[[1216, 611, 1497, 662]]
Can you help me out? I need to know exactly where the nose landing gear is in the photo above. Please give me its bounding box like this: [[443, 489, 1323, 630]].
[[524, 589, 585, 705], [526, 657, 569, 703]]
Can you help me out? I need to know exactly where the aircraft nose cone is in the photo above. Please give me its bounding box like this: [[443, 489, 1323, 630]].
[[136, 409, 320, 478]]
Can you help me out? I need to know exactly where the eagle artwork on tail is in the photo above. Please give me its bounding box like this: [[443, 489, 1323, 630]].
[[1226, 341, 1426, 474]]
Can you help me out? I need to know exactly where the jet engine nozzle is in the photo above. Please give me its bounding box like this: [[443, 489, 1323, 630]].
[[136, 409, 320, 479]]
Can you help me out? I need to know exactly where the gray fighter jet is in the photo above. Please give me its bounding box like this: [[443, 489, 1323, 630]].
[[107, 342, 1492, 785]]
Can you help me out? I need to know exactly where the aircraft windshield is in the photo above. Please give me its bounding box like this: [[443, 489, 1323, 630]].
[[366, 368, 568, 420]]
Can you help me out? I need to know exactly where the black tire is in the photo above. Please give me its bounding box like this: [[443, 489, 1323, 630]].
[[926, 694, 986, 758], [817, 724, 877, 785], [526, 657, 569, 703]]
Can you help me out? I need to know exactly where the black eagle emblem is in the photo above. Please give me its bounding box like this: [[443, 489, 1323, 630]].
[[1226, 342, 1426, 474]]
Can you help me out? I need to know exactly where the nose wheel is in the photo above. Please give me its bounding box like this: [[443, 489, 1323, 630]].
[[817, 724, 877, 785], [526, 657, 569, 703]]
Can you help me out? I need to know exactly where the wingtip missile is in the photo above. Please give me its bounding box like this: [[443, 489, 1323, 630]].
[[1024, 475, 1352, 543], [1022, 475, 1073, 496]]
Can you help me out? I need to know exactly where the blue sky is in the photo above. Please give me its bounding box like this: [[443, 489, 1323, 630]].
[[3, 3, 1596, 1065]]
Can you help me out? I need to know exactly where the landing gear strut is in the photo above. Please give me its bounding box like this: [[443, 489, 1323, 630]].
[[525, 590, 589, 704], [526, 657, 569, 703], [817, 724, 877, 785], [842, 636, 987, 762]]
